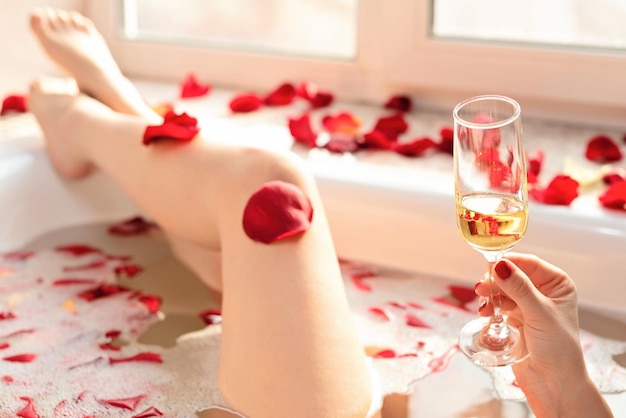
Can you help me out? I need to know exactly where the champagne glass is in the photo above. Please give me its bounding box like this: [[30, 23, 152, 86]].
[[453, 95, 529, 367]]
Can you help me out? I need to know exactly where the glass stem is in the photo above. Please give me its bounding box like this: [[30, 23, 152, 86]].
[[487, 258, 503, 324]]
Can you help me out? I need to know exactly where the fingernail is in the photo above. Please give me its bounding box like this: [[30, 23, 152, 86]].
[[495, 260, 511, 280], [474, 281, 481, 291], [478, 299, 487, 311]]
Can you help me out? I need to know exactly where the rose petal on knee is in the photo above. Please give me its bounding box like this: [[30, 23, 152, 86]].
[[143, 110, 200, 145], [242, 180, 313, 244]]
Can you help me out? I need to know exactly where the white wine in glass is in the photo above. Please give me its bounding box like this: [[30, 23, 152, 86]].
[[453, 95, 529, 367]]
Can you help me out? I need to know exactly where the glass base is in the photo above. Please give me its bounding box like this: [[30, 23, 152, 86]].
[[459, 316, 529, 367]]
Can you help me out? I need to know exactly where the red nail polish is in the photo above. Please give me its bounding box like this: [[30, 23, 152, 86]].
[[495, 260, 511, 280], [474, 281, 481, 291], [478, 299, 487, 311]]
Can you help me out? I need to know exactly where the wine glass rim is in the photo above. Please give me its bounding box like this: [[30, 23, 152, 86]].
[[453, 95, 521, 129]]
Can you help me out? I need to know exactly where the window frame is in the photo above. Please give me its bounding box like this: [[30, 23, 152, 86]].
[[86, 0, 626, 127]]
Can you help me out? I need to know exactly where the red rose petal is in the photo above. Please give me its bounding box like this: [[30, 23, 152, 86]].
[[109, 352, 163, 365], [114, 263, 144, 279], [263, 82, 297, 106], [199, 308, 222, 325], [288, 113, 318, 148], [3, 353, 36, 362], [55, 244, 101, 256], [530, 174, 579, 206], [78, 284, 130, 302], [105, 329, 122, 339], [405, 313, 430, 328], [132, 407, 164, 418], [602, 168, 626, 185], [384, 95, 412, 112], [373, 114, 409, 139], [448, 285, 477, 304], [100, 394, 145, 410], [17, 397, 39, 418], [99, 342, 121, 351], [2, 375, 13, 382], [296, 81, 334, 108], [229, 93, 263, 113], [52, 278, 99, 286], [108, 216, 157, 236], [437, 126, 454, 155], [242, 180, 314, 244], [143, 110, 200, 145], [599, 180, 626, 211], [324, 133, 360, 153], [361, 130, 396, 150], [368, 307, 390, 321], [1, 94, 27, 115], [373, 349, 396, 358], [388, 301, 406, 310], [63, 260, 108, 272], [137, 294, 162, 314], [585, 135, 622, 163], [321, 111, 361, 135], [0, 342, 9, 350], [180, 72, 211, 99], [0, 251, 35, 261], [0, 311, 16, 320], [351, 274, 372, 292], [394, 137, 435, 157]]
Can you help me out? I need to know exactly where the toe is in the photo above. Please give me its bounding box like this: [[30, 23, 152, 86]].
[[29, 8, 45, 33]]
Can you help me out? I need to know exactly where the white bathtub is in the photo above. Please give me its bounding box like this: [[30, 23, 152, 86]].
[[1, 93, 625, 416]]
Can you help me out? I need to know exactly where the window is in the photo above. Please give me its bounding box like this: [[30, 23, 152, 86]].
[[86, 0, 626, 127]]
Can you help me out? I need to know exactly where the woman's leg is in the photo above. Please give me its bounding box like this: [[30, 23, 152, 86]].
[[28, 9, 373, 418]]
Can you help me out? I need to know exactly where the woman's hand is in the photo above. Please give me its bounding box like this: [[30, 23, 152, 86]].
[[474, 252, 613, 418]]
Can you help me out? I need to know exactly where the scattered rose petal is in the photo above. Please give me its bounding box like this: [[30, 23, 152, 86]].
[[55, 244, 101, 257], [530, 174, 579, 206], [242, 180, 314, 244], [603, 168, 626, 185], [264, 82, 296, 106], [373, 114, 409, 139], [599, 180, 626, 211], [394, 137, 435, 157], [132, 407, 164, 418], [108, 216, 157, 236], [105, 330, 122, 339], [2, 375, 13, 382], [0, 342, 9, 350], [351, 274, 372, 292], [143, 110, 200, 145], [288, 113, 318, 148], [368, 307, 390, 321], [114, 263, 144, 279], [0, 311, 16, 320], [109, 352, 163, 365], [384, 95, 412, 112], [100, 394, 145, 410], [16, 396, 39, 418], [436, 127, 454, 155], [52, 278, 99, 286], [527, 148, 545, 184], [3, 353, 37, 362], [296, 81, 333, 108], [180, 72, 211, 98], [361, 130, 396, 150], [137, 294, 161, 314], [321, 111, 361, 135], [405, 313, 430, 328], [99, 342, 121, 351], [388, 301, 406, 310], [1, 94, 27, 115], [199, 308, 222, 325], [0, 251, 35, 261], [448, 285, 477, 305], [63, 260, 108, 272], [324, 133, 360, 153], [585, 135, 622, 163], [373, 349, 397, 358], [229, 93, 263, 113], [78, 284, 130, 302]]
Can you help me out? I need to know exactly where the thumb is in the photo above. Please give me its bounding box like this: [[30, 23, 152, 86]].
[[493, 259, 546, 316]]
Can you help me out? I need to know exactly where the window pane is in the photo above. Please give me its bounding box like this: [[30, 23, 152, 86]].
[[432, 0, 626, 51], [120, 0, 358, 60]]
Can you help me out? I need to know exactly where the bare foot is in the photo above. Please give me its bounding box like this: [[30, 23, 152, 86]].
[[28, 77, 95, 178], [29, 8, 157, 121]]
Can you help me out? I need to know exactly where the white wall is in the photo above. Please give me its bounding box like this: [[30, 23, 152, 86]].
[[0, 0, 84, 98]]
